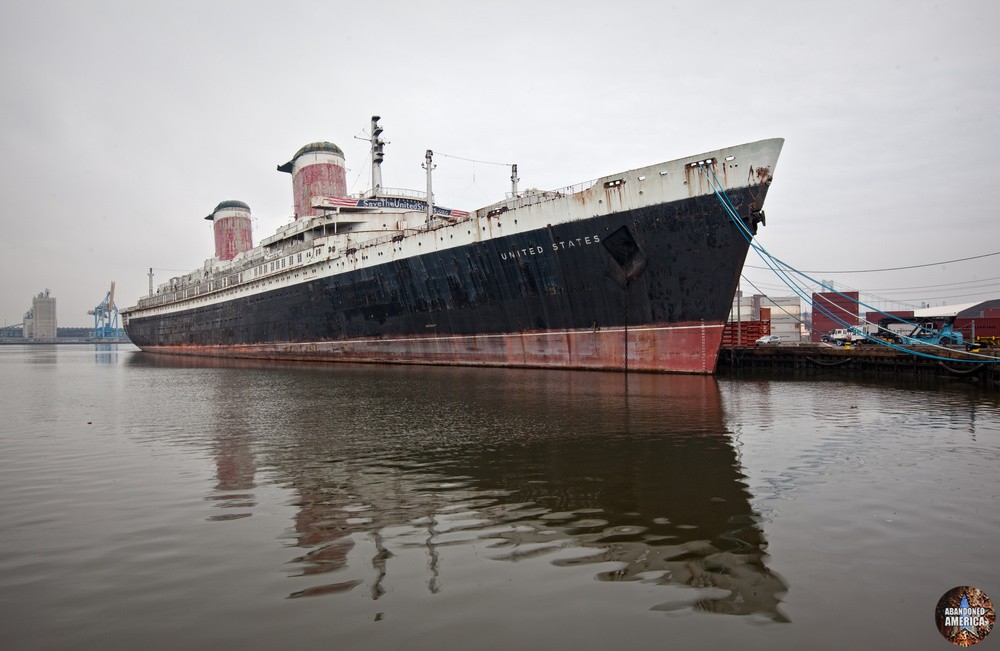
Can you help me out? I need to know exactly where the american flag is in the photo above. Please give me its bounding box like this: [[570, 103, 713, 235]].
[[314, 196, 360, 208], [450, 209, 470, 218]]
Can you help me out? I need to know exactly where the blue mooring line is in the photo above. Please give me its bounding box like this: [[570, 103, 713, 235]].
[[696, 163, 999, 364]]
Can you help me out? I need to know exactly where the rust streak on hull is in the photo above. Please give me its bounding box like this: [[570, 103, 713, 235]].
[[141, 321, 725, 374]]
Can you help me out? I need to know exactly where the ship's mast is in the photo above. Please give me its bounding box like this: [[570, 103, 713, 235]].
[[511, 163, 519, 198], [371, 115, 385, 196], [423, 149, 435, 225], [148, 268, 154, 297]]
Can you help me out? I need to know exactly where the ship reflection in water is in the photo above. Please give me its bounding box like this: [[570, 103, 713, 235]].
[[137, 354, 788, 620]]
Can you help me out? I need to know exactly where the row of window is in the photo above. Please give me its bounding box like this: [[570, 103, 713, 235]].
[[247, 246, 343, 280]]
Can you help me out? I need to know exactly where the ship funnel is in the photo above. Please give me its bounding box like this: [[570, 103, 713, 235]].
[[277, 141, 347, 219], [205, 200, 253, 261]]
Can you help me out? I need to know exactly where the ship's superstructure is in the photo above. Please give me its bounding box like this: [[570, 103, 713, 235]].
[[123, 118, 782, 373]]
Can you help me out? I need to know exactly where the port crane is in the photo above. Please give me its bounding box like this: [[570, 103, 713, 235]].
[[89, 282, 122, 340]]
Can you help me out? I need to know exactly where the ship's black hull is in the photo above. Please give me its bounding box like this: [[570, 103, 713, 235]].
[[126, 188, 765, 373]]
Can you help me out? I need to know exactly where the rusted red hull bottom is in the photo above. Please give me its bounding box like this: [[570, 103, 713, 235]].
[[140, 322, 726, 374]]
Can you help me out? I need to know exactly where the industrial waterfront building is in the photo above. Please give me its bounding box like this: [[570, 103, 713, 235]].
[[23, 290, 57, 340], [729, 292, 803, 343]]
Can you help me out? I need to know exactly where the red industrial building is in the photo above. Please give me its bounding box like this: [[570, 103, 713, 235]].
[[811, 291, 859, 342], [955, 300, 1000, 345]]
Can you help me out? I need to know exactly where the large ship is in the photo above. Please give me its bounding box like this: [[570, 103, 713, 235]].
[[122, 117, 782, 373]]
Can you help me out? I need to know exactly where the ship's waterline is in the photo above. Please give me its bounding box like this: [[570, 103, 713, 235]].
[[138, 320, 725, 373]]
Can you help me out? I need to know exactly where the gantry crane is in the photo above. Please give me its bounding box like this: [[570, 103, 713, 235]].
[[89, 282, 122, 340]]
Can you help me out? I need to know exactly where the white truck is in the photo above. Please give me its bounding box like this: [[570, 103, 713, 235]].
[[827, 327, 867, 345]]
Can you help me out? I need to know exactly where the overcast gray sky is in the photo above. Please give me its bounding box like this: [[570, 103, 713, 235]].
[[2, 0, 998, 327]]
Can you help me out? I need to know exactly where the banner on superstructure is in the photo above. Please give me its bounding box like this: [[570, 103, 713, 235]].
[[313, 196, 469, 219]]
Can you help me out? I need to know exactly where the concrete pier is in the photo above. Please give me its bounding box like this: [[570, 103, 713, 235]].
[[718, 344, 1000, 387]]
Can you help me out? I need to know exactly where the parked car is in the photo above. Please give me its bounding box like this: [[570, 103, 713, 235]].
[[755, 334, 781, 346]]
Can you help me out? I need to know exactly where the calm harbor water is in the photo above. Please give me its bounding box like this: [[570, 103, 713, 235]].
[[1, 344, 998, 650]]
